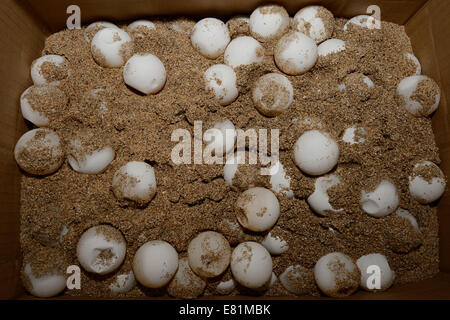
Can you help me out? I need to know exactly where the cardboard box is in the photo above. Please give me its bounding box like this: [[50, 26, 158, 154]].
[[1, 0, 449, 299]]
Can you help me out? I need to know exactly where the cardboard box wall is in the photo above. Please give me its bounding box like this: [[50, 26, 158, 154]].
[[0, 0, 449, 299]]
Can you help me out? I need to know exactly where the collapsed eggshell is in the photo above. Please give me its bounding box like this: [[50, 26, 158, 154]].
[[318, 39, 345, 57], [191, 18, 230, 59], [223, 149, 261, 189], [395, 208, 419, 230], [67, 138, 115, 174], [23, 263, 66, 298], [187, 231, 231, 278], [203, 119, 237, 157], [269, 160, 294, 198], [360, 180, 399, 217], [409, 161, 446, 204], [76, 225, 127, 275], [167, 257, 207, 299], [261, 228, 289, 255], [31, 54, 70, 86], [224, 36, 264, 68], [356, 253, 395, 291], [293, 130, 339, 176], [307, 175, 343, 216], [249, 5, 290, 42], [252, 73, 293, 117], [91, 27, 133, 68], [123, 53, 166, 94], [133, 240, 179, 288], [397, 75, 440, 116], [293, 6, 335, 43], [128, 20, 155, 37], [314, 252, 360, 297], [344, 15, 380, 31], [216, 278, 236, 295], [279, 265, 315, 295], [231, 242, 273, 289], [204, 64, 238, 105], [109, 270, 136, 294], [235, 187, 280, 232]]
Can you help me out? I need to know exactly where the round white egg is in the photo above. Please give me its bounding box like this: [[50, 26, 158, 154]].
[[307, 175, 343, 216], [318, 39, 345, 57], [84, 21, 119, 42], [293, 130, 339, 176], [167, 257, 207, 298], [31, 54, 69, 86], [188, 231, 231, 278], [76, 225, 126, 275], [274, 32, 318, 75], [397, 75, 440, 116], [357, 253, 395, 291], [191, 18, 230, 59], [261, 229, 289, 255], [252, 73, 293, 117], [361, 180, 399, 217], [409, 161, 446, 204], [231, 242, 273, 289], [23, 263, 66, 298], [224, 36, 264, 68], [67, 139, 115, 174], [109, 270, 136, 294], [235, 187, 280, 232], [91, 27, 133, 68], [293, 6, 334, 43], [133, 240, 179, 288], [269, 161, 294, 198], [123, 54, 166, 95], [249, 5, 290, 42], [204, 64, 238, 105], [112, 161, 157, 206], [203, 119, 237, 157]]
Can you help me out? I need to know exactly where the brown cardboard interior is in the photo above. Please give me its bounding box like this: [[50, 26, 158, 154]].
[[0, 0, 449, 299]]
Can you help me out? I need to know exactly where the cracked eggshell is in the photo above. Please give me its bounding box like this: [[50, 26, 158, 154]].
[[293, 6, 335, 43], [168, 257, 207, 298], [224, 36, 264, 68], [133, 240, 179, 288], [231, 242, 273, 289], [318, 39, 345, 57], [91, 27, 133, 68], [77, 225, 126, 275], [204, 119, 237, 157], [235, 187, 280, 232], [249, 5, 290, 42], [293, 130, 339, 176], [361, 180, 399, 217], [68, 138, 115, 174], [409, 161, 446, 204], [357, 253, 395, 291], [269, 161, 294, 198], [397, 75, 440, 116], [109, 270, 136, 294], [204, 64, 238, 105], [307, 175, 343, 216], [252, 73, 293, 117], [191, 18, 230, 59], [261, 229, 289, 255], [31, 54, 70, 86], [188, 231, 231, 278], [314, 252, 360, 297], [123, 53, 166, 94]]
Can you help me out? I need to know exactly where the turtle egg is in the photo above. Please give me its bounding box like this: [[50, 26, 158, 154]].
[[224, 36, 264, 68], [342, 126, 367, 144], [23, 261, 66, 298], [223, 149, 261, 189], [252, 73, 293, 117], [261, 228, 289, 255], [188, 231, 231, 278], [112, 161, 157, 206], [274, 32, 318, 75], [128, 20, 155, 37], [293, 130, 339, 176], [395, 208, 419, 230], [133, 240, 179, 288], [31, 54, 70, 86], [231, 242, 273, 289], [269, 161, 294, 198], [84, 21, 119, 43], [76, 225, 126, 275], [235, 187, 280, 232], [67, 136, 114, 174], [344, 15, 379, 31], [307, 175, 343, 216], [404, 52, 421, 75], [204, 64, 238, 105], [168, 257, 206, 299], [318, 39, 345, 57], [109, 270, 136, 294], [249, 5, 290, 42], [216, 278, 236, 295], [409, 161, 446, 204], [279, 265, 315, 295], [203, 119, 237, 157], [91, 27, 133, 68], [123, 53, 166, 94], [360, 180, 399, 217], [191, 18, 230, 59], [357, 253, 395, 291], [314, 252, 360, 297], [397, 75, 440, 116], [14, 128, 64, 175], [293, 6, 335, 43]]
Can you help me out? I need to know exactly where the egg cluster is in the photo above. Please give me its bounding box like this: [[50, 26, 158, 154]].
[[15, 4, 446, 298]]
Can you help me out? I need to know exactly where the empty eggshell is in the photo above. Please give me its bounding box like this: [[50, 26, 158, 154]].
[[261, 229, 289, 255], [252, 73, 293, 117], [404, 52, 421, 75], [279, 264, 315, 295], [191, 18, 230, 59], [133, 240, 179, 288], [249, 5, 290, 42], [91, 27, 133, 68], [357, 253, 395, 291], [293, 6, 335, 43], [76, 225, 126, 275], [307, 175, 343, 216], [318, 39, 345, 57], [344, 15, 379, 31], [409, 161, 446, 204], [84, 21, 119, 43], [203, 119, 237, 157], [224, 36, 264, 68], [14, 128, 64, 175], [269, 161, 294, 198], [204, 64, 238, 105], [188, 231, 231, 278], [109, 270, 136, 294], [235, 187, 280, 232], [216, 278, 236, 295], [167, 257, 207, 298], [293, 130, 339, 176], [112, 161, 157, 206], [361, 180, 399, 217], [223, 149, 262, 190], [395, 208, 419, 231], [397, 75, 440, 116], [20, 84, 68, 127], [314, 252, 360, 297], [342, 126, 367, 145], [231, 242, 273, 289], [123, 53, 166, 95], [274, 32, 318, 75], [31, 54, 70, 86]]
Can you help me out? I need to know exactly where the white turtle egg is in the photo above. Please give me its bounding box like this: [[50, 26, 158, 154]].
[[191, 18, 230, 59], [249, 5, 290, 42], [224, 36, 264, 68], [167, 257, 206, 299], [84, 21, 119, 43], [109, 270, 136, 294], [361, 180, 399, 217], [31, 54, 70, 86], [397, 75, 440, 116], [252, 73, 293, 117], [204, 64, 238, 105], [128, 20, 155, 37], [91, 27, 133, 68], [23, 263, 66, 298], [123, 53, 166, 94], [293, 6, 335, 43], [307, 175, 343, 216], [269, 161, 294, 198], [204, 119, 237, 157], [357, 253, 395, 291], [261, 229, 289, 255], [395, 208, 419, 230], [404, 52, 421, 75], [318, 39, 345, 57], [409, 161, 446, 204], [67, 138, 115, 174]]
